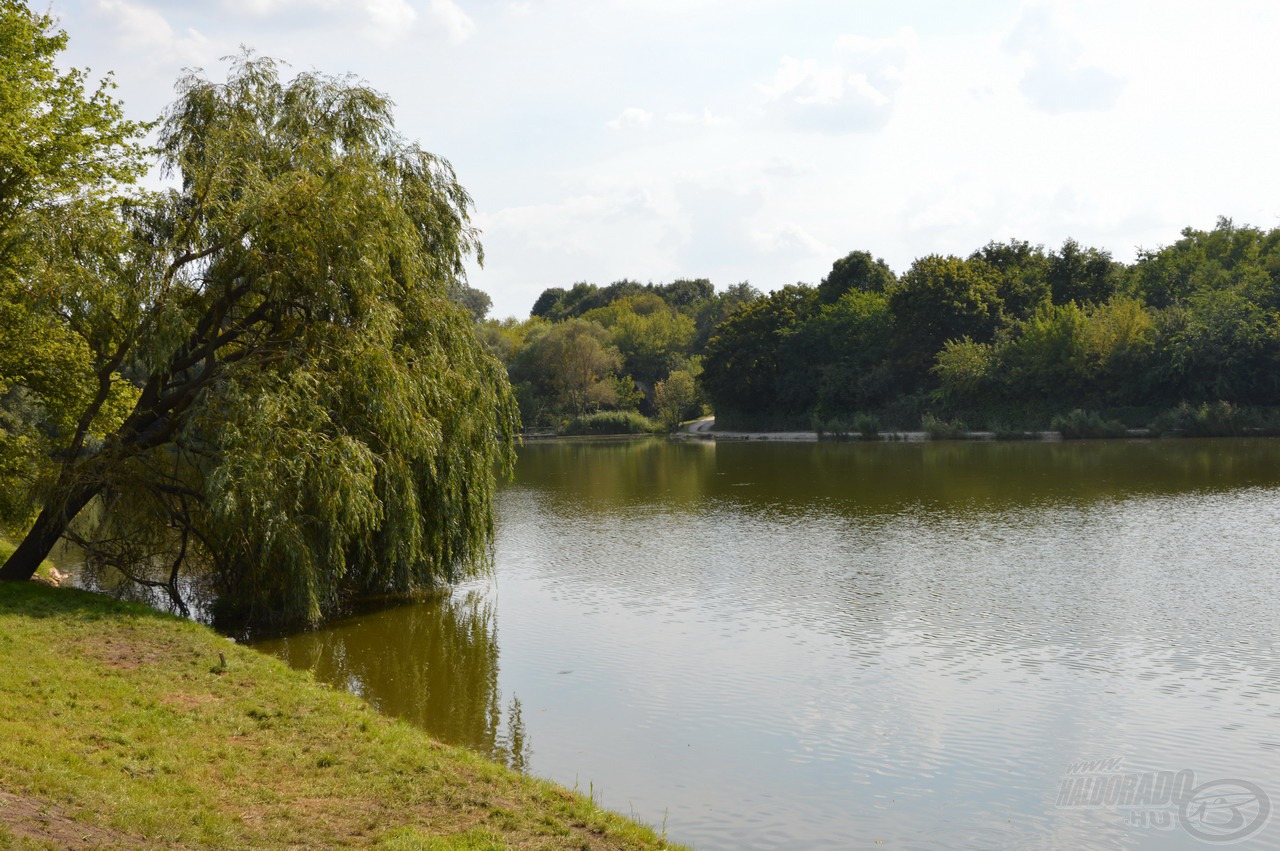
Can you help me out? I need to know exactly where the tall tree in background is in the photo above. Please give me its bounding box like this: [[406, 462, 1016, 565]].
[[817, 250, 896, 304], [889, 255, 1003, 380], [1046, 238, 1119, 306], [970, 239, 1050, 321], [701, 285, 819, 418], [0, 51, 518, 623]]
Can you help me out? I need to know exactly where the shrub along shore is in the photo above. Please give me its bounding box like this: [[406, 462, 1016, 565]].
[[0, 580, 682, 850], [706, 401, 1280, 440]]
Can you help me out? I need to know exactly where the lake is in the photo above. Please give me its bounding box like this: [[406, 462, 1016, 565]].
[[254, 438, 1280, 849]]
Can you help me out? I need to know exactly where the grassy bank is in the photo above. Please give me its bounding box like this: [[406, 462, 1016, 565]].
[[0, 582, 684, 850]]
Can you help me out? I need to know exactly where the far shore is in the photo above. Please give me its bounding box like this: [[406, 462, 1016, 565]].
[[516, 416, 1280, 444], [680, 417, 1068, 442], [674, 419, 1065, 442]]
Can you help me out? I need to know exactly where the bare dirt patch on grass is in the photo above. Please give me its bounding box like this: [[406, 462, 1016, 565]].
[[0, 790, 143, 848], [77, 629, 187, 671]]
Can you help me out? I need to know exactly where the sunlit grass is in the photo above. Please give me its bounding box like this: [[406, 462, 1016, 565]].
[[0, 582, 684, 849]]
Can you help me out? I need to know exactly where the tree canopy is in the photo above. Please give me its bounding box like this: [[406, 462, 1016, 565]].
[[489, 276, 745, 430], [0, 42, 517, 623], [817, 250, 895, 303], [0, 0, 147, 268]]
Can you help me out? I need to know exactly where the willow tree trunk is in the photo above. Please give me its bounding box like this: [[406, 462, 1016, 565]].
[[0, 483, 98, 581]]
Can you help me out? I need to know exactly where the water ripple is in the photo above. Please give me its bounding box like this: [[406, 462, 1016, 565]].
[[262, 439, 1280, 850]]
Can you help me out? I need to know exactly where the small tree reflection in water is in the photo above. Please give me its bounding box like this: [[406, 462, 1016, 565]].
[[253, 587, 531, 771], [72, 552, 217, 623]]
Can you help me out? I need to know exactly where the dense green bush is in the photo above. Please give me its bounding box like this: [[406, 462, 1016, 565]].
[[559, 411, 658, 436], [812, 412, 881, 440], [1050, 409, 1129, 439], [1148, 401, 1262, 437], [921, 414, 967, 439], [851, 412, 882, 440]]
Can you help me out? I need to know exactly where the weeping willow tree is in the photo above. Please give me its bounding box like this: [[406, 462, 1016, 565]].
[[0, 54, 519, 623]]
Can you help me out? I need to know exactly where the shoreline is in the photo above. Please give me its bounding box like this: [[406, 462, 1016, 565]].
[[670, 417, 1280, 443], [0, 582, 685, 850], [518, 421, 1280, 444]]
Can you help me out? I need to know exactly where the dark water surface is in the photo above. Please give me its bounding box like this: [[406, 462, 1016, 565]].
[[254, 439, 1280, 849]]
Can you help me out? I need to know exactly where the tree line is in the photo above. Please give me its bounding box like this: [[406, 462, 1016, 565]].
[[698, 221, 1280, 432], [501, 219, 1280, 437]]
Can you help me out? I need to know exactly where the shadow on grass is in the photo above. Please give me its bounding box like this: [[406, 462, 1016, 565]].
[[0, 581, 178, 623]]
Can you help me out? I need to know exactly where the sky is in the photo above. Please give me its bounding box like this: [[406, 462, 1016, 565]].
[[43, 0, 1280, 317]]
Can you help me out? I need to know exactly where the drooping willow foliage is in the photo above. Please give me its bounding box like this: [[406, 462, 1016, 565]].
[[1, 53, 518, 624]]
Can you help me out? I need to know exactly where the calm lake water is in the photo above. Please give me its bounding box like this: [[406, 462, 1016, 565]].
[[254, 438, 1280, 849]]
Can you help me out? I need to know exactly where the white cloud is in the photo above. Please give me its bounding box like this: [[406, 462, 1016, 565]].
[[473, 181, 691, 305], [665, 108, 728, 128], [749, 222, 833, 257], [48, 0, 1280, 318], [220, 0, 417, 40], [365, 0, 416, 36], [905, 194, 984, 236], [1005, 1, 1124, 113], [484, 183, 680, 255], [221, 0, 300, 13], [759, 156, 811, 178], [473, 156, 831, 308], [427, 0, 476, 42], [762, 28, 917, 133], [94, 0, 213, 64], [606, 107, 654, 130]]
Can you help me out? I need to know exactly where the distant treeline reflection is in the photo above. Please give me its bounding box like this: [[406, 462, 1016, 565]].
[[513, 437, 1280, 514]]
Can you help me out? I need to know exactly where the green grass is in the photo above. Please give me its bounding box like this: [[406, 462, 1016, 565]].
[[0, 582, 686, 850]]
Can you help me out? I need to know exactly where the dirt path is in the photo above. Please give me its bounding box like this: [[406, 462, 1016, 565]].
[[682, 416, 716, 435]]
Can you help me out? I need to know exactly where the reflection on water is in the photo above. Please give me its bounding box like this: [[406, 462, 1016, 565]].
[[253, 590, 529, 771], [72, 558, 216, 622], [515, 437, 1280, 511], [256, 438, 1280, 850]]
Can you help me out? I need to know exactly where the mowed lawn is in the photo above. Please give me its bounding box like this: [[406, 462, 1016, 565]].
[[0, 582, 684, 850]]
